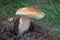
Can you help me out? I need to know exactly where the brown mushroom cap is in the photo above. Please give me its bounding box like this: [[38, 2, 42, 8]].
[[16, 6, 45, 19]]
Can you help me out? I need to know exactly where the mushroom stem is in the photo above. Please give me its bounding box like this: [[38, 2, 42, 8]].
[[17, 17, 31, 37]]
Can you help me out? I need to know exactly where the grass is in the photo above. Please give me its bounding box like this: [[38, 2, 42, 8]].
[[0, 0, 60, 40]]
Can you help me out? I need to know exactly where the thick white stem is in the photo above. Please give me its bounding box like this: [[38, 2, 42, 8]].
[[17, 17, 31, 37]]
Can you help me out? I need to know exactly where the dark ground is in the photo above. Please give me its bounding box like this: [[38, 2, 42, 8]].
[[0, 18, 54, 40]]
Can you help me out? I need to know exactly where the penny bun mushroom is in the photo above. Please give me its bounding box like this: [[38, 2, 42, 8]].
[[16, 6, 45, 37]]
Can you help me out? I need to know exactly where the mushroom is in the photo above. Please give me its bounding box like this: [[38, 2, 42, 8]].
[[16, 6, 45, 37]]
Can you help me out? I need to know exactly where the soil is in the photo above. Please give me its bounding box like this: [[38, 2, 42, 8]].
[[0, 18, 53, 40]]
